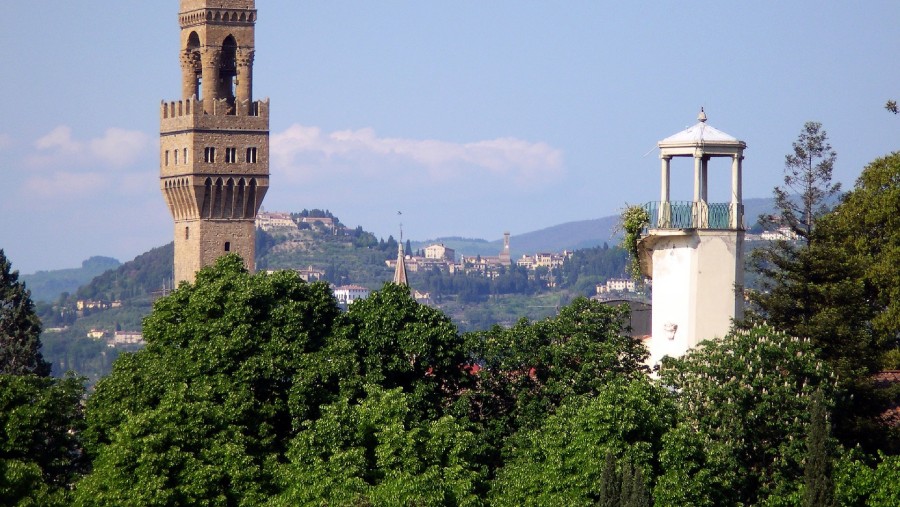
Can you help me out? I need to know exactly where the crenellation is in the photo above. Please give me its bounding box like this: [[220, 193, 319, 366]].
[[160, 98, 268, 123]]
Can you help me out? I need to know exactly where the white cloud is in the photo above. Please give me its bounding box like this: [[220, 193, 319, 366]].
[[22, 171, 108, 199], [90, 128, 151, 168], [34, 125, 82, 154], [27, 125, 150, 169], [271, 124, 564, 187]]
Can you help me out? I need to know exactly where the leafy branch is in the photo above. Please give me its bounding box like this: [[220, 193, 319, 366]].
[[619, 205, 649, 280]]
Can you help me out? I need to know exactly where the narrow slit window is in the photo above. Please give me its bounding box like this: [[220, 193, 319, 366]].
[[165, 150, 170, 166], [174, 149, 178, 164], [185, 226, 190, 240], [224, 241, 231, 252], [184, 148, 188, 163]]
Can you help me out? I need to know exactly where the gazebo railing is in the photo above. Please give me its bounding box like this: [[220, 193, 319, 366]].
[[643, 201, 743, 231]]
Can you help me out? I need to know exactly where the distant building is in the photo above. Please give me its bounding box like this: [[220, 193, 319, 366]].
[[77, 300, 112, 311], [516, 251, 572, 270], [760, 226, 799, 241], [333, 285, 370, 306], [596, 278, 637, 294], [300, 216, 335, 230], [108, 331, 145, 347], [295, 266, 325, 282], [425, 244, 455, 262], [499, 232, 512, 266], [256, 212, 296, 231], [87, 329, 106, 339]]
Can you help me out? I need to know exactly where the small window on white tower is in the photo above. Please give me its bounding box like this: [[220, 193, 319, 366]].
[[174, 149, 178, 164], [225, 147, 237, 163], [204, 147, 216, 163], [184, 148, 188, 164], [165, 150, 169, 166], [246, 147, 257, 163]]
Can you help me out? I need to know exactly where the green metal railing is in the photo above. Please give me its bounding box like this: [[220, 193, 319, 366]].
[[643, 201, 743, 231]]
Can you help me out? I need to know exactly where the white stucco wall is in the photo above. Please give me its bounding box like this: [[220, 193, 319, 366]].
[[647, 229, 743, 367]]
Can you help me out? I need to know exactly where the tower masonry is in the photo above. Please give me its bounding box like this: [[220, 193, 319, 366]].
[[160, 0, 269, 284], [638, 110, 746, 368]]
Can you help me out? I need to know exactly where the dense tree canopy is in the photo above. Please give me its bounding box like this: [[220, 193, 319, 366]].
[[77, 256, 343, 505], [1, 250, 85, 505], [751, 152, 900, 453], [490, 377, 672, 506], [655, 325, 837, 506]]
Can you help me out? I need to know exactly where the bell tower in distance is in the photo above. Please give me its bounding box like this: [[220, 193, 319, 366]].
[[160, 0, 269, 284]]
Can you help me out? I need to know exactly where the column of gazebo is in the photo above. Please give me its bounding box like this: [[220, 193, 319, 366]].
[[731, 154, 743, 229], [660, 156, 671, 227]]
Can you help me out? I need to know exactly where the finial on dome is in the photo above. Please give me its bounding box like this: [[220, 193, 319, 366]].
[[698, 107, 707, 123]]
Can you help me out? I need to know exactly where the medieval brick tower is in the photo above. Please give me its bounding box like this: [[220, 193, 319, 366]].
[[160, 0, 269, 284]]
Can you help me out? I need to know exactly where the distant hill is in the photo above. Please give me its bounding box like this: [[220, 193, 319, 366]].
[[76, 243, 174, 302], [22, 256, 121, 303], [415, 198, 779, 259]]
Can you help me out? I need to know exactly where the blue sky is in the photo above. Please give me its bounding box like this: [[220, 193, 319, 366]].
[[1, 1, 897, 274]]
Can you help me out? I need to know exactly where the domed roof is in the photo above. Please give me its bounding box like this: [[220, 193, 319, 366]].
[[658, 108, 745, 156]]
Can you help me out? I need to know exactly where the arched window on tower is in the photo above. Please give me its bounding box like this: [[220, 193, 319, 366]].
[[220, 35, 238, 111], [186, 32, 201, 100]]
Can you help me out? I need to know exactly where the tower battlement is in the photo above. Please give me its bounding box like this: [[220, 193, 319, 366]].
[[180, 0, 255, 14], [180, 7, 256, 28], [160, 97, 269, 132]]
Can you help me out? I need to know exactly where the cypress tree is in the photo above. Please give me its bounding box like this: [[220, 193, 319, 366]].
[[0, 249, 50, 376], [621, 461, 651, 507], [598, 451, 620, 507], [803, 389, 836, 507]]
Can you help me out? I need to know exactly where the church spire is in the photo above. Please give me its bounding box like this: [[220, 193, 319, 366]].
[[393, 242, 408, 286], [393, 211, 408, 286]]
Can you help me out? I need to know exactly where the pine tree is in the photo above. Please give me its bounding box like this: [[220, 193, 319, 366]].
[[0, 249, 50, 376], [802, 390, 836, 507]]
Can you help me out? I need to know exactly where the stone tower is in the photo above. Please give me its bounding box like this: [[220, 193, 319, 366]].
[[638, 109, 746, 367], [160, 0, 269, 284]]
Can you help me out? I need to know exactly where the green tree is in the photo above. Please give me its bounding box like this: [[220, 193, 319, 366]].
[[834, 450, 900, 507], [0, 249, 50, 376], [337, 282, 472, 420], [489, 378, 673, 506], [465, 298, 647, 468], [754, 152, 900, 452], [272, 385, 484, 506], [749, 122, 842, 338], [76, 256, 343, 505], [599, 451, 621, 507], [0, 373, 85, 506], [655, 324, 837, 507], [772, 121, 840, 241], [802, 390, 836, 507]]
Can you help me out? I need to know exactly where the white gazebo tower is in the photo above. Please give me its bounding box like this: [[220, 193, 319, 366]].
[[639, 109, 746, 368]]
